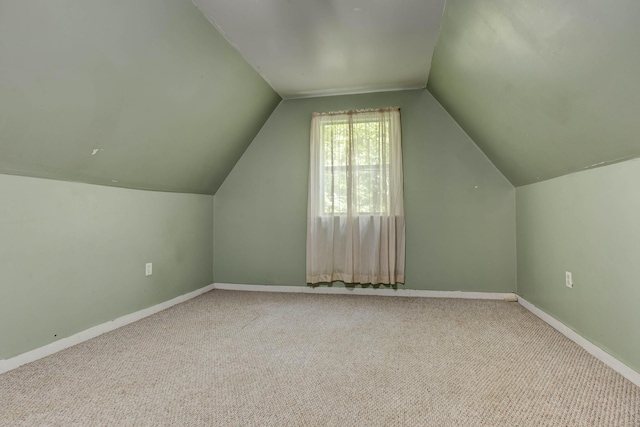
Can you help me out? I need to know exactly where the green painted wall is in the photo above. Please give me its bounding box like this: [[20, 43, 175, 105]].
[[0, 174, 213, 360], [0, 0, 280, 195], [517, 159, 640, 372], [214, 90, 516, 292], [428, 0, 640, 186]]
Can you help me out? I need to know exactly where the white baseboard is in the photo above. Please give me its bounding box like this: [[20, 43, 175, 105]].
[[9, 283, 635, 389], [0, 283, 216, 374], [518, 297, 640, 388], [213, 282, 516, 300]]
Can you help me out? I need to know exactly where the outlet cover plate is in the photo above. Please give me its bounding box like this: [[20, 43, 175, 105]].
[[565, 271, 573, 288]]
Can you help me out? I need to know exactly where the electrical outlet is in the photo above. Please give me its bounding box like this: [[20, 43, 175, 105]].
[[565, 271, 573, 288], [145, 263, 153, 276]]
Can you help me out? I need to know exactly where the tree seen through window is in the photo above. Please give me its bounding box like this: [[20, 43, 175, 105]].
[[321, 118, 390, 215]]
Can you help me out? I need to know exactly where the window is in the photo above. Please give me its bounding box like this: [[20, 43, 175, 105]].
[[307, 108, 405, 285], [321, 117, 390, 215]]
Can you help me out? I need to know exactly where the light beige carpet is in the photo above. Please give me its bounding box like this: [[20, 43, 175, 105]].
[[1, 290, 639, 426]]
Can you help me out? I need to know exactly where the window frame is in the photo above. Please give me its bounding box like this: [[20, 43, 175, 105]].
[[318, 115, 392, 216]]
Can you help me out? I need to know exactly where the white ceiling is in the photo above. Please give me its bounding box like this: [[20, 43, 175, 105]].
[[192, 0, 446, 98]]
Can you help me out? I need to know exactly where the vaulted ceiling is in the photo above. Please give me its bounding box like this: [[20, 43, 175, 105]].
[[192, 0, 447, 98], [2, 0, 639, 193], [428, 0, 640, 185], [0, 0, 280, 195]]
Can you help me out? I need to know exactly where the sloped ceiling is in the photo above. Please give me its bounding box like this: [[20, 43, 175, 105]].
[[0, 0, 281, 195], [192, 0, 446, 98], [428, 0, 640, 186], [6, 0, 637, 193]]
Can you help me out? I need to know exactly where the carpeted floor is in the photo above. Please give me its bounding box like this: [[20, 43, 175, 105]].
[[1, 290, 639, 426]]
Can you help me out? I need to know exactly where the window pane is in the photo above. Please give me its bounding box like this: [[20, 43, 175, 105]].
[[321, 114, 391, 215]]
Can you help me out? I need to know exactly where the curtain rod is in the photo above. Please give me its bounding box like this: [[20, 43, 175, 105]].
[[312, 107, 400, 117]]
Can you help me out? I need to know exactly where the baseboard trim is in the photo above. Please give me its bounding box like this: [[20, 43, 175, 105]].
[[0, 283, 216, 374], [518, 297, 640, 388], [212, 282, 516, 300], [11, 284, 635, 388]]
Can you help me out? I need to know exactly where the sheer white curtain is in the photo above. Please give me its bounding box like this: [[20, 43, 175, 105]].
[[306, 108, 405, 285]]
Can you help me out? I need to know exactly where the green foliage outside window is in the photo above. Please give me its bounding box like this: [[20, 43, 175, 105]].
[[322, 119, 390, 215]]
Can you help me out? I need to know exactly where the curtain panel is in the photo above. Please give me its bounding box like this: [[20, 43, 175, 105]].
[[306, 108, 405, 285]]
